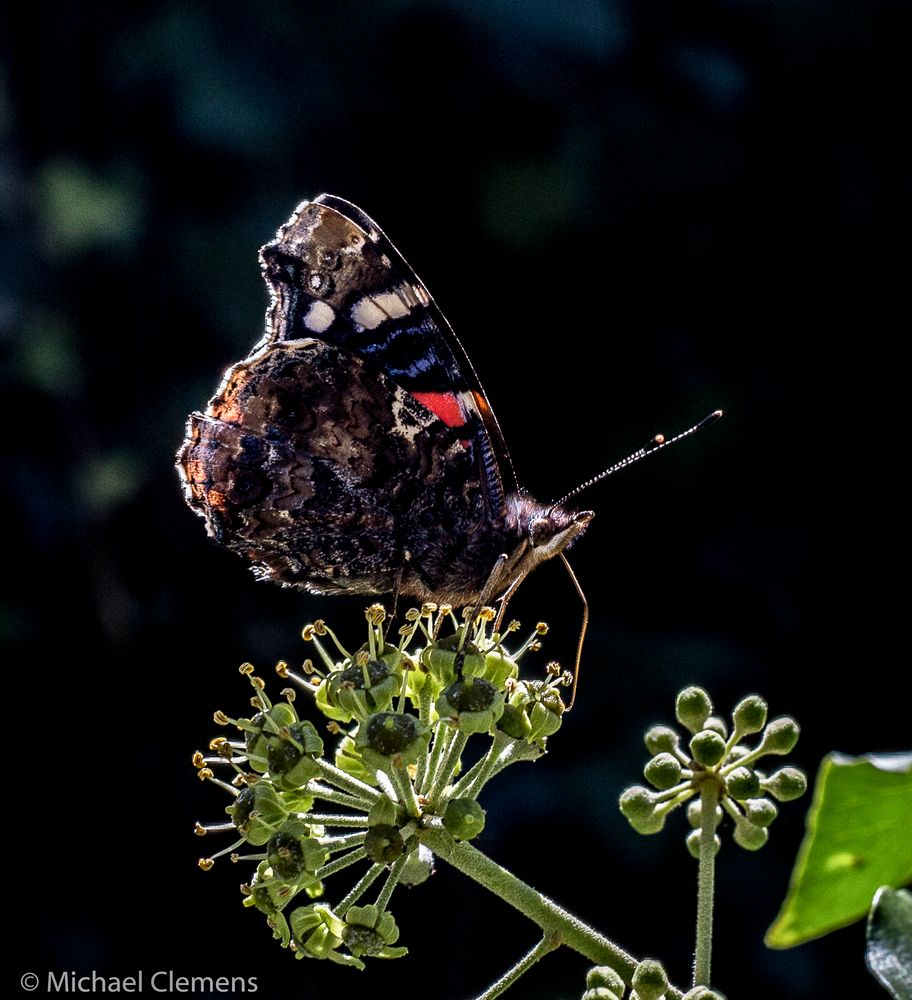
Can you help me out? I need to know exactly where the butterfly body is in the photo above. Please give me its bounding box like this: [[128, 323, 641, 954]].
[[177, 196, 591, 605]]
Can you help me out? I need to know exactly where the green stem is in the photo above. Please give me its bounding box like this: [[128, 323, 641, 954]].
[[451, 729, 511, 801], [307, 783, 375, 812], [427, 728, 469, 809], [421, 827, 684, 999], [336, 863, 385, 916], [693, 779, 720, 987], [315, 846, 368, 880], [391, 764, 422, 817], [475, 934, 561, 1000], [303, 812, 370, 828], [375, 853, 408, 913], [319, 832, 367, 853], [315, 758, 382, 803], [419, 719, 452, 795]]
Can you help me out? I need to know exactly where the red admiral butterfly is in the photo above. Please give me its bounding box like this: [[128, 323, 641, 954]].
[[177, 195, 593, 609]]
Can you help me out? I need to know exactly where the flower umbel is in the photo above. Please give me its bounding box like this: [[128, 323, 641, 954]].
[[193, 603, 566, 970]]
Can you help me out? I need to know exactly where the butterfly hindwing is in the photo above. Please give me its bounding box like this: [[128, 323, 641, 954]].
[[179, 337, 514, 602]]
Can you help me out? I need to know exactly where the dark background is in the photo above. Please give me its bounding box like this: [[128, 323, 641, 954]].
[[3, 1, 907, 998]]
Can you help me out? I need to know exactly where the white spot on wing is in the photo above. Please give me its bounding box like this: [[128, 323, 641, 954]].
[[350, 286, 415, 330], [304, 300, 335, 333]]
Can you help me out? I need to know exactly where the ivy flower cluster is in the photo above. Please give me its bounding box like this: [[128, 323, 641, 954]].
[[193, 603, 569, 969], [619, 685, 807, 854]]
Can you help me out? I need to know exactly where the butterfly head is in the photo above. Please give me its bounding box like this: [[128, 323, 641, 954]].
[[504, 499, 593, 587]]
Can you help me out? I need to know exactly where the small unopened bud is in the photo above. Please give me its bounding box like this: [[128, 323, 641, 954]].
[[726, 766, 761, 801], [732, 694, 767, 735], [443, 797, 486, 840], [744, 797, 778, 827], [619, 785, 655, 822], [586, 966, 626, 992], [686, 829, 721, 858], [759, 717, 800, 755], [686, 799, 722, 830], [676, 687, 712, 733], [644, 753, 682, 790], [364, 824, 405, 863], [690, 729, 726, 768], [644, 725, 680, 755], [631, 959, 668, 1000], [400, 844, 435, 886], [733, 816, 769, 851], [703, 715, 728, 738], [619, 786, 665, 834], [764, 766, 807, 801]]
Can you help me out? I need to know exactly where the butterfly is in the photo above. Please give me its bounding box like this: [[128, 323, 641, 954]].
[[177, 195, 593, 611]]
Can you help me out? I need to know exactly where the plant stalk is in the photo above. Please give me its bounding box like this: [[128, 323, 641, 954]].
[[693, 777, 720, 986], [421, 826, 684, 999], [475, 934, 560, 1000]]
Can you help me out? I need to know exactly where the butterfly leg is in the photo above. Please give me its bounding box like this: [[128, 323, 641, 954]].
[[455, 553, 511, 671]]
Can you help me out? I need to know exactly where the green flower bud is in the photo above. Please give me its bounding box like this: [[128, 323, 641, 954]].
[[497, 702, 533, 740], [343, 905, 406, 959], [759, 717, 800, 755], [764, 766, 807, 801], [619, 785, 656, 823], [290, 903, 348, 963], [244, 703, 298, 771], [443, 797, 486, 840], [478, 649, 519, 686], [436, 678, 504, 734], [334, 735, 377, 785], [228, 781, 289, 846], [631, 958, 668, 1000], [690, 729, 726, 768], [364, 824, 405, 863], [744, 797, 778, 827], [583, 989, 622, 1000], [326, 659, 400, 719], [644, 725, 680, 755], [526, 688, 564, 741], [644, 752, 682, 790], [267, 824, 327, 882], [628, 806, 666, 835], [732, 694, 768, 735], [703, 715, 728, 739], [683, 989, 724, 1000], [400, 844, 435, 886], [586, 966, 626, 993], [686, 799, 722, 830], [733, 816, 769, 851], [727, 744, 751, 762], [368, 794, 400, 827], [421, 635, 485, 686], [726, 765, 761, 801], [266, 720, 323, 790], [357, 712, 430, 769], [314, 677, 353, 723], [686, 828, 721, 859], [676, 687, 712, 733]]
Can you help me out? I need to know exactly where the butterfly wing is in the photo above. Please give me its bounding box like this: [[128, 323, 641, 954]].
[[258, 194, 517, 520], [178, 337, 518, 604]]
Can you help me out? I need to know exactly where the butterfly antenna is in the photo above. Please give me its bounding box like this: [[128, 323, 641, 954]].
[[548, 409, 723, 514], [560, 553, 588, 712]]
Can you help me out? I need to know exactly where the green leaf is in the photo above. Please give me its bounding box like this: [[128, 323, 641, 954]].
[[766, 753, 912, 948], [867, 887, 912, 999]]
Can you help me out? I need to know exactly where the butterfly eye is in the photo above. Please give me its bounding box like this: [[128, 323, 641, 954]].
[[529, 517, 551, 546]]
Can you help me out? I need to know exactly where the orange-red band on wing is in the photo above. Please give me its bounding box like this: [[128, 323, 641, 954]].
[[411, 391, 466, 429]]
